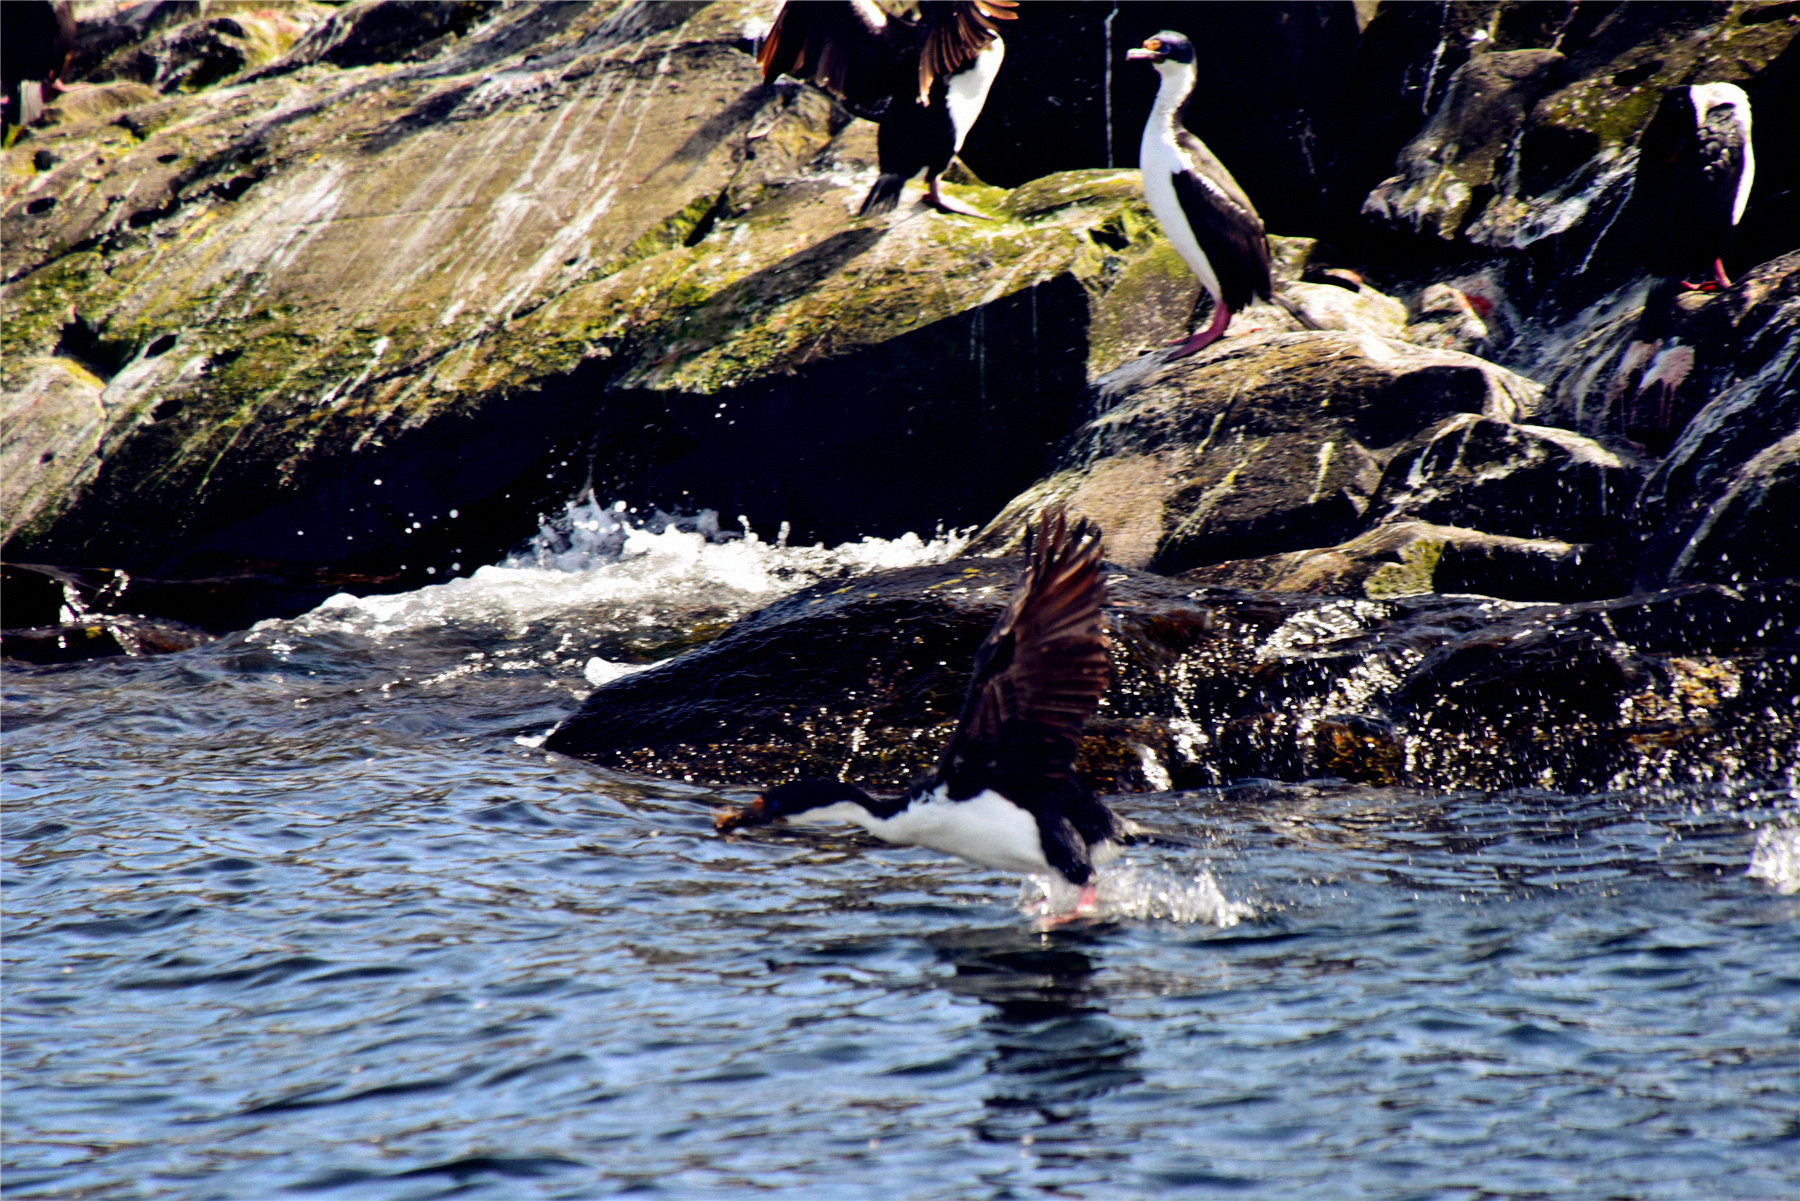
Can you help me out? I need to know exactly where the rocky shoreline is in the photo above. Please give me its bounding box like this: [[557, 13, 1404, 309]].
[[4, 1, 1796, 791]]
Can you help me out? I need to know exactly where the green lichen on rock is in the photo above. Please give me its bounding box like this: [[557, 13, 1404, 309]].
[[1364, 536, 1445, 598], [1535, 3, 1791, 151]]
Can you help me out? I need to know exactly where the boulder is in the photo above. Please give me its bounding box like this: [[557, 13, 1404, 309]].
[[969, 332, 1543, 574], [1390, 582, 1800, 791], [1365, 413, 1647, 543], [1630, 354, 1800, 590], [1281, 277, 1409, 339], [91, 6, 328, 92], [1349, 3, 1795, 281], [1364, 49, 1565, 242], [0, 357, 107, 549], [1534, 252, 1800, 455]]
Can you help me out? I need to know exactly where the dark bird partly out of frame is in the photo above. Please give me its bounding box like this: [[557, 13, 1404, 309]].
[[1635, 82, 1756, 292], [716, 510, 1148, 916], [756, 0, 1017, 218], [1, 0, 76, 132], [1127, 30, 1273, 359]]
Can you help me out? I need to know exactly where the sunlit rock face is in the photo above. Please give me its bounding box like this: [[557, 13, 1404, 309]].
[[966, 332, 1546, 578], [1, 4, 1208, 625]]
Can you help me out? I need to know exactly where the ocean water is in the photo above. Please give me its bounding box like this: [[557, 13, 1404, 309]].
[[5, 503, 1798, 1200]]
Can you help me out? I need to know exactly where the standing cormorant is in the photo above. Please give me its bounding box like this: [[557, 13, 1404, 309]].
[[1128, 31, 1273, 358], [757, 0, 1017, 217], [1636, 82, 1756, 291]]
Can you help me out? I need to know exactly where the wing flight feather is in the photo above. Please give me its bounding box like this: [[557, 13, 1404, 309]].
[[759, 1, 1015, 114], [938, 508, 1110, 794]]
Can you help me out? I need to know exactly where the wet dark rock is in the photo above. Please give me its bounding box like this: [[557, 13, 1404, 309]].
[[1, 614, 214, 665], [1366, 414, 1647, 544], [548, 560, 1800, 795], [970, 332, 1542, 573], [1178, 521, 1616, 604], [1364, 49, 1566, 242], [1536, 252, 1799, 455], [1318, 1, 1493, 237], [1391, 582, 1800, 792], [0, 561, 215, 662], [1377, 4, 1789, 265], [1630, 354, 1800, 591], [280, 0, 492, 71], [0, 559, 399, 639]]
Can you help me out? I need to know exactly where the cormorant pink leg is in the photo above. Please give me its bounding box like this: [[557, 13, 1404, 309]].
[[1033, 883, 1100, 930], [1682, 259, 1732, 293], [1166, 299, 1232, 359], [925, 175, 991, 219]]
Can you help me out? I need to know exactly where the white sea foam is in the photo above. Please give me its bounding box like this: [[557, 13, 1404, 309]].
[[1747, 824, 1800, 895], [275, 497, 969, 641], [1020, 863, 1254, 928]]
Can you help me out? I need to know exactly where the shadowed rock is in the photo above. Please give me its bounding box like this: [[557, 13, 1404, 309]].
[[1366, 414, 1646, 544], [546, 558, 1800, 795]]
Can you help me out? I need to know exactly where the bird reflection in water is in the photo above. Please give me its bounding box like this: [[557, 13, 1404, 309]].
[[926, 928, 1141, 1161]]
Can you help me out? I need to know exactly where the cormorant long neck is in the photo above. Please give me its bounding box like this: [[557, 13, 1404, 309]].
[[1150, 59, 1197, 131]]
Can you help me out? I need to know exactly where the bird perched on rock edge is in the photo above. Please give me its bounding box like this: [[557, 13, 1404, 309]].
[[756, 0, 1017, 217], [1635, 81, 1756, 292], [1128, 30, 1274, 358]]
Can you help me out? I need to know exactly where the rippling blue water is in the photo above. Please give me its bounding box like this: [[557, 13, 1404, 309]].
[[5, 527, 1798, 1200]]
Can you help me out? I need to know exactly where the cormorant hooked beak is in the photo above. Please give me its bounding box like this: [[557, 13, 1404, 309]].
[[714, 796, 771, 833]]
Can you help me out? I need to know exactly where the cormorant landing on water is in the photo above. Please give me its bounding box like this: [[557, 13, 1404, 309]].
[[716, 510, 1149, 916], [1128, 31, 1273, 358], [1635, 82, 1756, 291], [756, 0, 1016, 217]]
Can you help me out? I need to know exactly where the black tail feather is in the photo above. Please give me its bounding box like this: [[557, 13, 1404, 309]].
[[859, 173, 908, 216], [1270, 290, 1322, 331]]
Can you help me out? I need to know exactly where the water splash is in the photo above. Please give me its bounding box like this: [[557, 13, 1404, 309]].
[[1019, 863, 1253, 928], [1747, 823, 1800, 895], [275, 496, 968, 643]]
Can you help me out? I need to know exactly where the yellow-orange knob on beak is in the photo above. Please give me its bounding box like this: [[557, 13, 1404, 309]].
[[714, 796, 768, 832]]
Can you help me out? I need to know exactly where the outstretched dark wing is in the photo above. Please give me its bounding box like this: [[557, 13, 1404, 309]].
[[759, 1, 1015, 116], [916, 1, 1017, 102], [757, 0, 913, 120], [938, 509, 1110, 796], [1171, 130, 1271, 312]]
